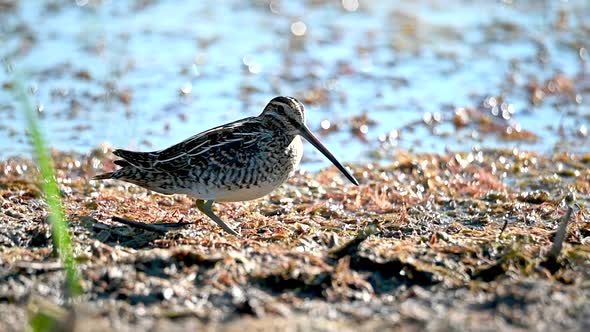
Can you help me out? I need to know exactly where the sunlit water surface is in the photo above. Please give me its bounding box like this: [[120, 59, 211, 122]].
[[1, 1, 588, 170]]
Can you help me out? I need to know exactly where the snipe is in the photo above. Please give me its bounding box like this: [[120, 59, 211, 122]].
[[93, 96, 359, 235]]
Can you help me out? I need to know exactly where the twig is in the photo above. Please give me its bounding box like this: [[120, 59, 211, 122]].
[[14, 260, 64, 272], [111, 216, 191, 234], [541, 206, 573, 273], [1, 261, 64, 282], [329, 221, 379, 259], [498, 218, 509, 237], [546, 206, 573, 261]]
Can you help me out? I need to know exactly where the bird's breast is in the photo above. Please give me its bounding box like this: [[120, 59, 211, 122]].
[[183, 136, 303, 202], [204, 135, 303, 202]]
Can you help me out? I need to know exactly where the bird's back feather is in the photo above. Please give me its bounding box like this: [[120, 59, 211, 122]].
[[113, 149, 156, 168]]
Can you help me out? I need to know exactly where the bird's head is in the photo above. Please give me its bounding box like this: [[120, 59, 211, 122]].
[[261, 96, 359, 186], [261, 96, 306, 134]]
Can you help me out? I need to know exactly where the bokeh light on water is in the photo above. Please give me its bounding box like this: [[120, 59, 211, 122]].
[[0, 0, 588, 169]]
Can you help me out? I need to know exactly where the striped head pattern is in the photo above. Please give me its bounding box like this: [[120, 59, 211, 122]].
[[261, 96, 306, 133]]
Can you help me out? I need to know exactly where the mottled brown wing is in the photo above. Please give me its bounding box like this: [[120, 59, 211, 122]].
[[149, 119, 272, 174]]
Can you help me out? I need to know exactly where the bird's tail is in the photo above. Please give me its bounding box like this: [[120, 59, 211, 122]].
[[92, 172, 115, 180], [92, 160, 132, 180]]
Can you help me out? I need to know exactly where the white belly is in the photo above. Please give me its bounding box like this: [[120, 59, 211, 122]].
[[212, 179, 285, 202]]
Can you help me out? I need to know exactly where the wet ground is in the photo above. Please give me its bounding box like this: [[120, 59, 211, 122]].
[[1, 0, 590, 331], [1, 148, 589, 331]]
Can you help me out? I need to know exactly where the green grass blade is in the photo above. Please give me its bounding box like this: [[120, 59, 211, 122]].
[[13, 74, 82, 297]]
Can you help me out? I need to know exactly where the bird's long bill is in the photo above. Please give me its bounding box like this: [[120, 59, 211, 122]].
[[300, 126, 359, 185]]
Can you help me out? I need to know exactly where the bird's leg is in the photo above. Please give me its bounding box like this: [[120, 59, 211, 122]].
[[195, 199, 239, 236]]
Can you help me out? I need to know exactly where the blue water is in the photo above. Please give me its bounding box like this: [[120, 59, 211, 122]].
[[1, 0, 588, 169]]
